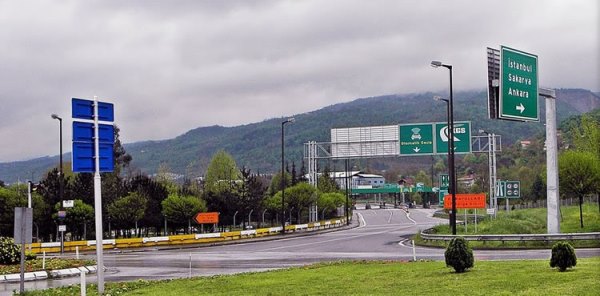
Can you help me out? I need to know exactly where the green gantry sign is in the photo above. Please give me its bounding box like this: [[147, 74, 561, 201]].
[[399, 123, 434, 155], [435, 121, 472, 154], [499, 46, 539, 121]]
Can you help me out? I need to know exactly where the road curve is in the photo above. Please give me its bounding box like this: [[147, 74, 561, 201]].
[[2, 208, 598, 294]]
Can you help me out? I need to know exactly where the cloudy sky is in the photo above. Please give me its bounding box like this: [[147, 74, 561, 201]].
[[0, 0, 598, 162]]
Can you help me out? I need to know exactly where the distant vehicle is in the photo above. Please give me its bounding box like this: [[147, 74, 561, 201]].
[[245, 225, 254, 230]]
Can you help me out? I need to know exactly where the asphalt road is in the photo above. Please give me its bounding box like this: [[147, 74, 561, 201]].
[[2, 208, 599, 294]]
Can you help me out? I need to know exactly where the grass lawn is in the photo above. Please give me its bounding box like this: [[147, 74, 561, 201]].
[[23, 258, 600, 296], [418, 203, 600, 248]]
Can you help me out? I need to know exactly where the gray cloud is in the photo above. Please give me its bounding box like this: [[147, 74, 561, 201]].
[[0, 0, 597, 162]]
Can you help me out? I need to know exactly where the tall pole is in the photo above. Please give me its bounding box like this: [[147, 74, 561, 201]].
[[51, 114, 64, 253], [345, 159, 349, 225], [448, 65, 457, 236], [281, 121, 285, 235], [542, 88, 560, 233], [281, 118, 294, 235], [93, 96, 105, 293], [432, 61, 456, 235]]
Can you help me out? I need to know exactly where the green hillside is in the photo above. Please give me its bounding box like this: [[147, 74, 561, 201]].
[[1, 89, 595, 183]]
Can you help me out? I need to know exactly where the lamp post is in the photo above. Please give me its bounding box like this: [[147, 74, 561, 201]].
[[281, 117, 295, 235], [51, 114, 65, 252], [431, 60, 457, 235]]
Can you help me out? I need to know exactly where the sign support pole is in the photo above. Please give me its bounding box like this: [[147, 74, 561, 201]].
[[93, 96, 105, 293], [541, 88, 560, 233]]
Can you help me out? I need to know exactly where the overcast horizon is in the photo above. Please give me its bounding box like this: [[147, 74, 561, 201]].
[[1, 0, 598, 163]]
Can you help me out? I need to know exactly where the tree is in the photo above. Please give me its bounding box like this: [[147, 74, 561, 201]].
[[236, 167, 267, 227], [571, 115, 600, 159], [317, 192, 345, 219], [558, 150, 600, 228], [107, 192, 147, 237], [284, 182, 317, 223], [267, 171, 291, 197], [161, 194, 206, 233], [70, 173, 94, 205], [204, 150, 241, 194], [124, 175, 168, 236], [317, 167, 339, 193]]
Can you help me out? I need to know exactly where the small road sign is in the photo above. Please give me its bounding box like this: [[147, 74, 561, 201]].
[[58, 225, 67, 232], [194, 212, 219, 224], [499, 46, 539, 121], [443, 193, 486, 209], [63, 200, 74, 208], [506, 181, 521, 198]]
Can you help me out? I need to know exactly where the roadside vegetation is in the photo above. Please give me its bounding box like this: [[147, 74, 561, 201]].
[[21, 258, 600, 296], [417, 203, 600, 248]]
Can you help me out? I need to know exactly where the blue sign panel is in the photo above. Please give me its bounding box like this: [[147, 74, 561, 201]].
[[72, 142, 114, 173], [72, 98, 114, 122], [73, 122, 115, 143]]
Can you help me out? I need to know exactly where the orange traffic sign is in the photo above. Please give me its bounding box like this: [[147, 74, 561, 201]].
[[444, 193, 486, 209], [194, 212, 219, 224]]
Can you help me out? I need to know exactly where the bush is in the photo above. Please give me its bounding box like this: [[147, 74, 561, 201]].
[[0, 237, 20, 265], [445, 237, 474, 273], [25, 251, 37, 261], [550, 241, 577, 272]]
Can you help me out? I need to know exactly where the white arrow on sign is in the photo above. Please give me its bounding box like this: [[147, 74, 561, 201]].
[[413, 147, 420, 153], [516, 103, 525, 113]]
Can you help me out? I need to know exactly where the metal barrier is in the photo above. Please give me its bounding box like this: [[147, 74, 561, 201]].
[[27, 218, 348, 253], [420, 229, 600, 242]]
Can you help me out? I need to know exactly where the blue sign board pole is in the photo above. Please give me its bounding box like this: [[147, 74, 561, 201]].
[[71, 96, 114, 294]]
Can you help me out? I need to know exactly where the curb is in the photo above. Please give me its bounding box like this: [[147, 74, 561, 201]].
[[0, 265, 97, 283]]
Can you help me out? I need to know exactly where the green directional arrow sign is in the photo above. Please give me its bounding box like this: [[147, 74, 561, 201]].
[[499, 46, 539, 121], [435, 121, 471, 154], [399, 123, 434, 155]]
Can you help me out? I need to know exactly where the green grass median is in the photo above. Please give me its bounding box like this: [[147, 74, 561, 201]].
[[23, 257, 600, 296], [417, 203, 600, 248]]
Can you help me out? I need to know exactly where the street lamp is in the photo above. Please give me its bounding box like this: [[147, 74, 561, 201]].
[[281, 117, 295, 235], [431, 60, 457, 235], [51, 113, 64, 253]]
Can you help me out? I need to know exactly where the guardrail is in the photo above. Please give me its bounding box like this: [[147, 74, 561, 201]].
[[420, 229, 600, 242], [27, 218, 347, 253]]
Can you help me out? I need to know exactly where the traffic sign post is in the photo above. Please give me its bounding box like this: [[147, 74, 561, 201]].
[[499, 46, 539, 121], [72, 97, 114, 294]]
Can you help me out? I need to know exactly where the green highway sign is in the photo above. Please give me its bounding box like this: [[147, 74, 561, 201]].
[[506, 181, 521, 198], [435, 121, 472, 154], [499, 46, 539, 121], [496, 180, 521, 198], [399, 123, 434, 155]]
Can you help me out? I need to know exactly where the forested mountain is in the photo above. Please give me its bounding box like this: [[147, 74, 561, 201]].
[[1, 89, 598, 183]]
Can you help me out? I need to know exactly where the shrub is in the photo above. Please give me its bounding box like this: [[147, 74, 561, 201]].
[[25, 251, 37, 261], [0, 237, 20, 265], [445, 237, 474, 273], [550, 241, 577, 272]]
